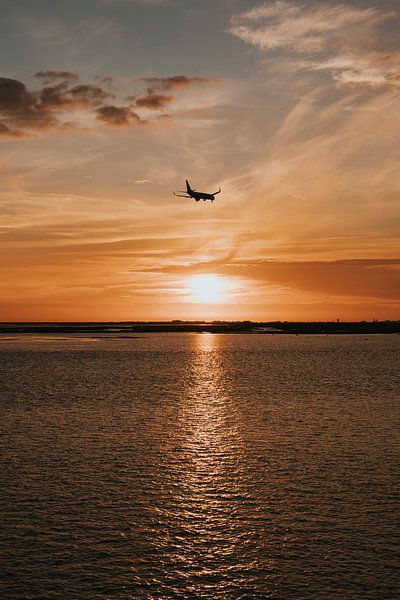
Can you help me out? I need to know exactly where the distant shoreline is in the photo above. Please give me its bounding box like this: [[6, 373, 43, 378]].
[[1, 321, 399, 335]]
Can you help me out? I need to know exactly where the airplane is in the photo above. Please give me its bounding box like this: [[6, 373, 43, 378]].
[[173, 179, 221, 202]]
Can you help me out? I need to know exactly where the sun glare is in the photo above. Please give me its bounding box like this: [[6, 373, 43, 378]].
[[187, 274, 225, 303]]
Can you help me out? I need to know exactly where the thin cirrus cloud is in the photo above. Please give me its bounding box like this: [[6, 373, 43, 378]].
[[23, 15, 127, 45], [229, 1, 399, 87], [0, 71, 217, 137]]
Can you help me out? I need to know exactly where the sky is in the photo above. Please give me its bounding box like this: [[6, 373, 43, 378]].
[[1, 0, 399, 321]]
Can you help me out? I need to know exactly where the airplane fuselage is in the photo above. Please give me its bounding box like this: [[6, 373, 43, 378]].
[[189, 190, 215, 201], [173, 179, 221, 202]]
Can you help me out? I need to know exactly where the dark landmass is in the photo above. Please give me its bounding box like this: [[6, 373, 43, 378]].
[[0, 320, 399, 335]]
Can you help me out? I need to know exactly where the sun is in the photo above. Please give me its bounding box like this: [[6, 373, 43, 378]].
[[187, 274, 225, 303]]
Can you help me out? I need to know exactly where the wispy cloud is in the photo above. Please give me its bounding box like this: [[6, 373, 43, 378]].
[[35, 70, 79, 83], [23, 15, 127, 46], [230, 1, 379, 53], [230, 1, 399, 87], [314, 52, 400, 87]]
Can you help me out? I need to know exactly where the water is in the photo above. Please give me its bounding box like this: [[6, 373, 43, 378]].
[[1, 333, 399, 599]]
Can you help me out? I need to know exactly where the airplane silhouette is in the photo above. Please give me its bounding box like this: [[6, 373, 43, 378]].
[[173, 180, 221, 202]]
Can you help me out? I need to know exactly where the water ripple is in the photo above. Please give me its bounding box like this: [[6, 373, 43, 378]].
[[1, 334, 399, 598]]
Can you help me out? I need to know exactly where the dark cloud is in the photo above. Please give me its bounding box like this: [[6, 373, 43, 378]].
[[96, 105, 140, 126], [0, 122, 24, 137], [0, 76, 120, 135], [141, 75, 216, 91], [0, 77, 57, 132], [69, 84, 113, 104], [131, 75, 217, 113], [0, 71, 215, 137], [35, 70, 79, 83], [135, 93, 174, 109], [0, 77, 35, 113], [39, 82, 70, 108], [39, 82, 113, 109]]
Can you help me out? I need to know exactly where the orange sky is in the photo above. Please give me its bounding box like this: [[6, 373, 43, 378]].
[[1, 0, 399, 321]]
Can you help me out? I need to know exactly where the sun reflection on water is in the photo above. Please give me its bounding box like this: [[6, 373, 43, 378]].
[[164, 333, 269, 592], [184, 332, 238, 474]]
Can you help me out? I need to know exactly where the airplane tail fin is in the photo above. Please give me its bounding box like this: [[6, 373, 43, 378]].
[[186, 180, 192, 194]]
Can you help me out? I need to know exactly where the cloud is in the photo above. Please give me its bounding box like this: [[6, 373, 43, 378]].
[[35, 70, 79, 83], [132, 75, 219, 114], [0, 77, 57, 135], [22, 15, 127, 48], [141, 75, 216, 91], [160, 257, 400, 301], [230, 2, 382, 53], [39, 82, 113, 110], [315, 52, 400, 87], [135, 93, 174, 109], [0, 122, 24, 138], [0, 76, 116, 135], [96, 104, 141, 126], [235, 259, 400, 301], [230, 1, 399, 87], [221, 81, 400, 264], [0, 71, 218, 137], [68, 84, 112, 104]]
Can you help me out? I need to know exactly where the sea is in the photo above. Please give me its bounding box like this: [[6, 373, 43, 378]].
[[1, 333, 399, 599]]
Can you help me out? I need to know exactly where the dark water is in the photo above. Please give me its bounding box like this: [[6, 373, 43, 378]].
[[1, 333, 399, 599]]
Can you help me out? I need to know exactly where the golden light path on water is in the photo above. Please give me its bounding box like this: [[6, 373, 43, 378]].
[[163, 333, 275, 596]]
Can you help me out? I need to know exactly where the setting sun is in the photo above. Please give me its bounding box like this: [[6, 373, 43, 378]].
[[187, 274, 225, 304]]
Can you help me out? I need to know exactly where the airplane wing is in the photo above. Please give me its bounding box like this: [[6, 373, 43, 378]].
[[211, 187, 221, 195]]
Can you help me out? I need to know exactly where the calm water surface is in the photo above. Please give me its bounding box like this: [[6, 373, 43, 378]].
[[1, 333, 399, 599]]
